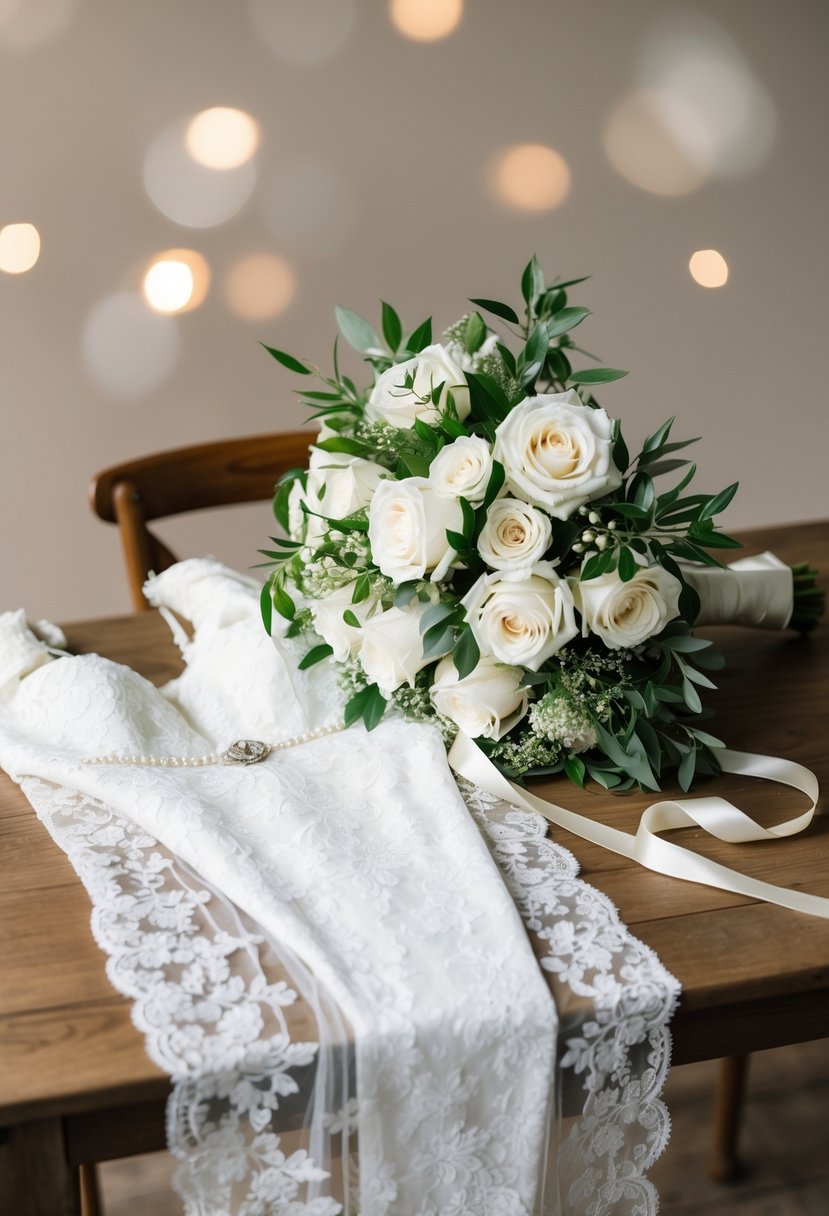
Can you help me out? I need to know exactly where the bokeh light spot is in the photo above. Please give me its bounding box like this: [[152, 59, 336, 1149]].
[[144, 261, 192, 314], [186, 107, 260, 170], [489, 144, 571, 212], [389, 0, 463, 41], [689, 249, 729, 288], [143, 249, 210, 314], [604, 90, 707, 197], [83, 292, 179, 400], [248, 0, 354, 66], [224, 254, 296, 321], [0, 222, 41, 274], [144, 118, 257, 229]]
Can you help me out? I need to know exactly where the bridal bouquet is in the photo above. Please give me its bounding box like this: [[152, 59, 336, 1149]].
[[260, 259, 822, 792]]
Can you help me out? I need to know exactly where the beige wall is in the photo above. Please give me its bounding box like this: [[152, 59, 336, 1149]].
[[2, 0, 828, 621]]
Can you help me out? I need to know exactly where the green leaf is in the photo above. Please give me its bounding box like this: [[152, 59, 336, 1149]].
[[397, 453, 431, 479], [612, 501, 650, 520], [445, 529, 468, 551], [464, 311, 487, 355], [466, 371, 512, 424], [580, 549, 616, 580], [459, 495, 476, 541], [687, 525, 742, 549], [682, 677, 702, 714], [700, 481, 739, 521], [519, 323, 550, 385], [453, 626, 480, 679], [521, 255, 545, 306], [342, 609, 361, 628], [272, 581, 295, 621], [469, 298, 520, 325], [564, 755, 586, 787], [569, 367, 628, 385], [344, 683, 387, 731], [261, 344, 313, 375], [642, 417, 675, 454], [413, 418, 440, 449], [631, 472, 655, 512], [545, 306, 589, 339], [421, 622, 456, 662], [612, 424, 630, 474], [334, 305, 381, 354], [316, 436, 374, 457], [678, 747, 697, 793], [394, 580, 419, 608], [381, 301, 402, 352], [298, 643, 334, 670], [260, 580, 273, 634], [406, 317, 432, 353], [482, 460, 505, 511], [352, 572, 372, 603], [549, 275, 591, 291], [496, 342, 517, 378], [689, 728, 726, 749], [420, 600, 458, 634], [618, 546, 637, 581]]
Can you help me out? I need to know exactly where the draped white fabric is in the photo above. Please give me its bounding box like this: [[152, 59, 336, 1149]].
[[0, 565, 680, 1214]]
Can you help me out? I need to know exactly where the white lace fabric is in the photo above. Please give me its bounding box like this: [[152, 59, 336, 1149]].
[[0, 574, 679, 1215]]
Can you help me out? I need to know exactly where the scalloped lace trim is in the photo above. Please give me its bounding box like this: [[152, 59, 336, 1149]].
[[20, 774, 678, 1215]]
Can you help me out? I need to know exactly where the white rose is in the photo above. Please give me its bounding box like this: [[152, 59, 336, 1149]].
[[366, 343, 471, 429], [309, 583, 375, 663], [306, 448, 387, 522], [493, 390, 622, 520], [368, 476, 463, 584], [359, 603, 440, 693], [477, 498, 552, 570], [462, 562, 578, 670], [430, 654, 528, 740], [575, 562, 682, 649], [428, 436, 493, 503]]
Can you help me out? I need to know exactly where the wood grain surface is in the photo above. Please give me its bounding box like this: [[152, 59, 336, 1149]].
[[0, 521, 826, 1144]]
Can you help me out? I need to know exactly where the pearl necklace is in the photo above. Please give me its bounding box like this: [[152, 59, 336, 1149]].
[[82, 723, 346, 769]]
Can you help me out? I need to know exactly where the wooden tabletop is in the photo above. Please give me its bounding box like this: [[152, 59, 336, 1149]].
[[1, 521, 827, 1144]]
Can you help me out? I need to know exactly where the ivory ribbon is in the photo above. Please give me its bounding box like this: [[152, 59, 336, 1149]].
[[684, 552, 794, 629], [449, 733, 828, 919]]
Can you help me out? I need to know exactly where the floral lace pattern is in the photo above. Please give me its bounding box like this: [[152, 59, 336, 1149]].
[[0, 578, 679, 1215]]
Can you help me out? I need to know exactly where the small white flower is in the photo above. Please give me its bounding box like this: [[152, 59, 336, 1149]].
[[462, 562, 578, 670], [494, 390, 622, 520], [365, 343, 471, 429], [477, 498, 552, 570], [575, 561, 682, 648], [368, 476, 463, 585], [428, 435, 493, 503], [430, 654, 528, 740]]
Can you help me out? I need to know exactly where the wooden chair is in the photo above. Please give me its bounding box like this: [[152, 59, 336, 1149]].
[[89, 431, 313, 611]]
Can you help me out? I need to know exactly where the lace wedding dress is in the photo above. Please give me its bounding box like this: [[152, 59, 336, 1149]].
[[0, 561, 679, 1215]]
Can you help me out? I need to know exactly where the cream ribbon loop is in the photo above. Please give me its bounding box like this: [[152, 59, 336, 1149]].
[[449, 734, 828, 919]]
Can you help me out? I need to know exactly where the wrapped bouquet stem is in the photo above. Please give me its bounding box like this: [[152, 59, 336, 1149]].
[[259, 258, 826, 916]]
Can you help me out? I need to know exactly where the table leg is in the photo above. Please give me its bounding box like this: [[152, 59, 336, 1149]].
[[0, 1117, 81, 1215], [708, 1053, 750, 1183]]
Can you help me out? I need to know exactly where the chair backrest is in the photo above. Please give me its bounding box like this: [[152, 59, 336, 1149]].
[[89, 431, 313, 611]]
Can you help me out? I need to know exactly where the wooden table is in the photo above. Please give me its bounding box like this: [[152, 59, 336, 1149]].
[[1, 522, 827, 1213]]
